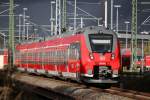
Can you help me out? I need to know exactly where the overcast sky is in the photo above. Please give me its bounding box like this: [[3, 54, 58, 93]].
[[0, 0, 150, 35]]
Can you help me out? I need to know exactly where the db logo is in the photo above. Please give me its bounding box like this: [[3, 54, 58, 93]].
[[100, 56, 105, 60]]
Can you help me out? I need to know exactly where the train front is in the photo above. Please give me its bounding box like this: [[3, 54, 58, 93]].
[[80, 26, 121, 84]]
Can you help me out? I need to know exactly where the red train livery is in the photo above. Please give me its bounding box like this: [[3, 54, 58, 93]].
[[0, 49, 8, 70], [144, 55, 150, 71], [15, 26, 121, 85], [121, 48, 150, 71]]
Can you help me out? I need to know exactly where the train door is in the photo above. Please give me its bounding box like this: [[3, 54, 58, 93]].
[[68, 42, 81, 81]]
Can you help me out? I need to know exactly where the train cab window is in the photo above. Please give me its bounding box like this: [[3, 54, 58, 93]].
[[137, 56, 142, 61], [89, 34, 113, 53]]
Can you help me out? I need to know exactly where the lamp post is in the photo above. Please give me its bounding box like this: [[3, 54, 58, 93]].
[[55, 0, 61, 35], [74, 0, 77, 31], [51, 1, 55, 36], [26, 23, 30, 40], [19, 14, 22, 42], [110, 0, 114, 30], [25, 16, 30, 40], [23, 8, 28, 40], [124, 21, 130, 49], [58, 0, 61, 35], [114, 5, 121, 34], [104, 0, 108, 28]]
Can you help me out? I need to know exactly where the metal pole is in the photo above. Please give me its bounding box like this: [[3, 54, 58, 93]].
[[58, 0, 61, 35], [104, 0, 108, 28], [98, 18, 100, 26], [74, 0, 77, 31], [116, 7, 118, 34], [26, 23, 29, 40], [141, 39, 144, 72], [23, 8, 27, 40], [110, 0, 114, 30], [51, 1, 55, 35], [131, 0, 138, 71], [114, 5, 121, 34], [8, 0, 15, 67], [62, 0, 67, 29], [19, 14, 22, 42], [125, 21, 130, 49], [80, 17, 83, 28], [4, 34, 5, 48], [25, 16, 30, 40], [51, 1, 53, 35], [55, 0, 58, 35], [34, 28, 38, 40]]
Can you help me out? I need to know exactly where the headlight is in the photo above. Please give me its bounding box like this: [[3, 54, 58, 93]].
[[111, 53, 115, 60], [89, 53, 94, 60]]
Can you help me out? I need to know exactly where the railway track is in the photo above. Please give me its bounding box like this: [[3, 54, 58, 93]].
[[11, 73, 150, 100], [82, 85, 150, 100], [105, 87, 150, 100]]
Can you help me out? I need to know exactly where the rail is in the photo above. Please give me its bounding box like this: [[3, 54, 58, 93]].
[[11, 73, 150, 100]]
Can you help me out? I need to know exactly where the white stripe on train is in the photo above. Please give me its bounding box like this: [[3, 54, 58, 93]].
[[17, 67, 77, 78], [21, 44, 70, 51]]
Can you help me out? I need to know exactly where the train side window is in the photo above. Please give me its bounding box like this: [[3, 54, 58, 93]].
[[30, 51, 33, 64], [63, 50, 64, 64], [51, 50, 53, 64], [50, 50, 54, 64], [51, 50, 52, 63], [50, 51, 52, 63], [69, 43, 80, 60], [33, 52, 35, 64], [47, 51, 49, 63], [61, 50, 63, 64], [53, 50, 54, 64], [54, 50, 56, 64]]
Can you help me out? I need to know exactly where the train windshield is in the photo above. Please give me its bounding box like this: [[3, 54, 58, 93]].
[[137, 56, 142, 61], [89, 34, 113, 53]]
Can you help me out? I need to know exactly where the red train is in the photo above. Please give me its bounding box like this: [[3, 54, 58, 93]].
[[14, 26, 121, 87], [0, 49, 8, 70], [121, 48, 150, 71], [144, 55, 150, 71]]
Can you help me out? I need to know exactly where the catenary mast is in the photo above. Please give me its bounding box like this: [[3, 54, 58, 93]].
[[62, 0, 67, 30], [131, 0, 138, 71], [8, 0, 15, 68]]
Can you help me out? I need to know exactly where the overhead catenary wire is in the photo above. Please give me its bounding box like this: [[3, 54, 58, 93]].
[[0, 4, 19, 15], [67, 1, 101, 5], [67, 1, 99, 21]]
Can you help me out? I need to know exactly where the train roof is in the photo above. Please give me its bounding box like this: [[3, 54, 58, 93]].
[[19, 26, 116, 45]]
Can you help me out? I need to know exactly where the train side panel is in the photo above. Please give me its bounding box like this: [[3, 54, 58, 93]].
[[15, 26, 121, 85], [15, 34, 83, 79]]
